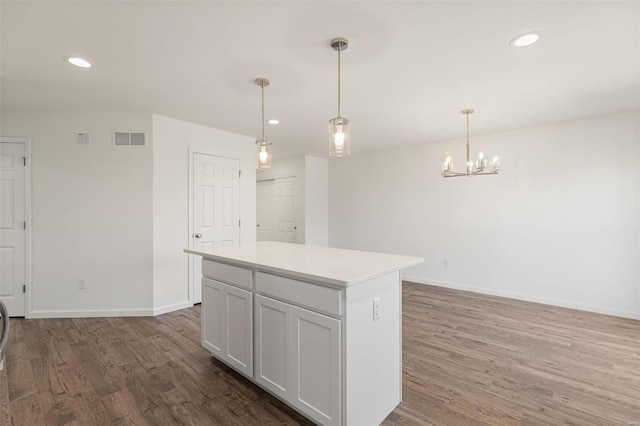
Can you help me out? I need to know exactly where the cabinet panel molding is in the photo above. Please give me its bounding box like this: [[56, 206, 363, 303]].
[[255, 294, 293, 399], [292, 306, 341, 426]]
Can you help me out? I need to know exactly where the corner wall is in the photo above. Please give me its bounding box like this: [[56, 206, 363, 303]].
[[1, 110, 154, 317], [329, 110, 640, 319], [152, 114, 256, 313], [304, 155, 328, 246]]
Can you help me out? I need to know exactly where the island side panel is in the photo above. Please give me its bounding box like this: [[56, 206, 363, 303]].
[[344, 271, 401, 425]]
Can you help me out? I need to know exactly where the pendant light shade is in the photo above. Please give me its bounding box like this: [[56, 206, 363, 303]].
[[329, 117, 350, 156], [255, 78, 272, 169], [329, 38, 350, 156], [256, 140, 272, 169]]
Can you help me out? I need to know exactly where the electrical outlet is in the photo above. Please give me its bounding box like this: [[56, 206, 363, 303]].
[[373, 297, 381, 320], [443, 259, 450, 269], [78, 278, 87, 289]]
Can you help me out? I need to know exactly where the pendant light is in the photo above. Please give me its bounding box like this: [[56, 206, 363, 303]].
[[329, 38, 350, 156], [442, 109, 500, 178], [255, 78, 272, 169]]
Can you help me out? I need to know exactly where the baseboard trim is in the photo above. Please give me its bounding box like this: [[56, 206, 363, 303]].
[[403, 275, 640, 320], [28, 301, 194, 319], [29, 308, 153, 319], [153, 301, 192, 316]]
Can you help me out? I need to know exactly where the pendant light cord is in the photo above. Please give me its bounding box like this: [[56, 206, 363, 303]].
[[261, 82, 265, 140], [337, 46, 341, 117]]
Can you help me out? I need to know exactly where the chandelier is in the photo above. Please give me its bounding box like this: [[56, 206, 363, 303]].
[[442, 109, 500, 178]]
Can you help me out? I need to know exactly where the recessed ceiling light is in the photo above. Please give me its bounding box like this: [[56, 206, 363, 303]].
[[267, 119, 280, 125], [510, 32, 540, 48], [64, 56, 93, 68]]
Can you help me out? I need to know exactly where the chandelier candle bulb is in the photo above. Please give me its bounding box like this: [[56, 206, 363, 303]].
[[491, 156, 500, 173], [442, 153, 453, 174], [476, 152, 486, 170]]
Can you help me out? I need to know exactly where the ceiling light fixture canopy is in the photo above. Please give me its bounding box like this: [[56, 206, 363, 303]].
[[329, 38, 350, 157], [255, 78, 272, 170], [442, 109, 500, 178], [64, 56, 92, 68]]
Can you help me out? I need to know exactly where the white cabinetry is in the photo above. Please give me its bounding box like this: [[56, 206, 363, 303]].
[[292, 305, 341, 426], [202, 277, 253, 378], [255, 294, 341, 426], [190, 243, 423, 426], [255, 295, 293, 400]]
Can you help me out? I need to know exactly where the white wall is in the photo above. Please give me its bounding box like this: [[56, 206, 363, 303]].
[[257, 155, 329, 245], [1, 110, 154, 317], [304, 155, 328, 246], [329, 111, 640, 319], [152, 114, 256, 312]]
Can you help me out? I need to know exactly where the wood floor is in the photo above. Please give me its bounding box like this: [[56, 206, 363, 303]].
[[1, 283, 639, 425]]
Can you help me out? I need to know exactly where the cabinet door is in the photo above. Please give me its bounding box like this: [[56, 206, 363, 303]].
[[202, 278, 253, 378], [292, 306, 341, 426], [225, 284, 253, 377], [255, 295, 292, 400], [202, 278, 225, 357]]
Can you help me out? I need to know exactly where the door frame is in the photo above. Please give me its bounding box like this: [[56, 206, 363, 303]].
[[187, 147, 242, 305], [0, 137, 32, 318]]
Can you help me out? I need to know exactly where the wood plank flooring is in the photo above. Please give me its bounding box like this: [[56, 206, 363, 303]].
[[1, 282, 639, 425]]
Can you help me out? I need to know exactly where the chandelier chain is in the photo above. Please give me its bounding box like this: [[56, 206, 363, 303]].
[[466, 112, 470, 163]]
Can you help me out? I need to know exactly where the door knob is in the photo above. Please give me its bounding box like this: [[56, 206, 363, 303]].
[[194, 233, 202, 238]]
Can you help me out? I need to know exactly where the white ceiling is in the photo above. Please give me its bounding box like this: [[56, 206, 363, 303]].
[[2, 1, 638, 158]]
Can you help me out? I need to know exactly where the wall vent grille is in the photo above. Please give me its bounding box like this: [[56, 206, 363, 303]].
[[113, 131, 147, 147]]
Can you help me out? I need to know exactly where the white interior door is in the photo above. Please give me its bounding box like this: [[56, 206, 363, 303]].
[[257, 180, 276, 241], [0, 142, 27, 316], [275, 177, 296, 243], [257, 177, 296, 243], [191, 153, 240, 304]]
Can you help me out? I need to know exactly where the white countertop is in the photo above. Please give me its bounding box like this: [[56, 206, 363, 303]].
[[185, 241, 423, 288]]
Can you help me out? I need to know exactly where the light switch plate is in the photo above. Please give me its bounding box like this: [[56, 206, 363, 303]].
[[373, 297, 381, 320]]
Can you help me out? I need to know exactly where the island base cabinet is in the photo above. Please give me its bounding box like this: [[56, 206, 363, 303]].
[[255, 295, 341, 426], [292, 306, 341, 426], [202, 278, 253, 378], [255, 295, 293, 400]]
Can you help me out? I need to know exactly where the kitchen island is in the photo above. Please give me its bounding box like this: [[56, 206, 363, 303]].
[[185, 241, 423, 426]]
